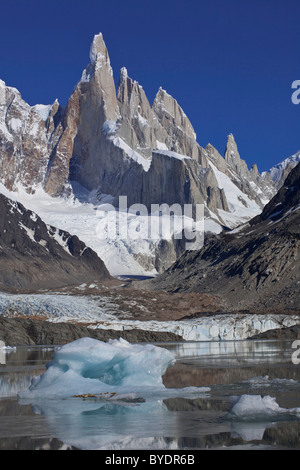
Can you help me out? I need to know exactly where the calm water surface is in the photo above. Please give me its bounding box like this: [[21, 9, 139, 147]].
[[0, 339, 300, 450]]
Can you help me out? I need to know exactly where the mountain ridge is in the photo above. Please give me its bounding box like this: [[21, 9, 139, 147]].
[[0, 34, 276, 211]]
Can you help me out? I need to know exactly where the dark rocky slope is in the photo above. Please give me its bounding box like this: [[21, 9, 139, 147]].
[[0, 193, 111, 291], [141, 163, 300, 313]]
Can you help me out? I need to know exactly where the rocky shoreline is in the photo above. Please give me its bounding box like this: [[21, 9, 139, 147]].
[[250, 323, 300, 340]]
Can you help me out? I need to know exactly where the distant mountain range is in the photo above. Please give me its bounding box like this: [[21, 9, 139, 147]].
[[0, 32, 299, 281]]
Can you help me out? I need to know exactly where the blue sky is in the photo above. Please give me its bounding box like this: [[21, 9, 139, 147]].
[[0, 0, 299, 172]]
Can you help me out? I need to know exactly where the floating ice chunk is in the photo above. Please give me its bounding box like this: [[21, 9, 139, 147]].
[[244, 375, 298, 388], [18, 337, 176, 399], [229, 394, 281, 418], [226, 394, 300, 421]]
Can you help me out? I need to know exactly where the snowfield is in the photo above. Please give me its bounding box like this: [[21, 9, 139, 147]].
[[0, 292, 120, 323], [0, 182, 155, 276], [208, 161, 262, 228], [0, 182, 205, 276]]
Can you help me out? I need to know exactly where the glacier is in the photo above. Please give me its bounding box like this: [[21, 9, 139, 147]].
[[91, 314, 300, 342], [0, 289, 299, 341], [0, 182, 202, 276]]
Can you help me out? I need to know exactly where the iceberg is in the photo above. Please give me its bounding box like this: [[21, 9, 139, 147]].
[[19, 337, 208, 400], [226, 394, 300, 421]]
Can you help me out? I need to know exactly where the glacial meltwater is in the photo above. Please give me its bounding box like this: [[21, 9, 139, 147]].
[[1, 338, 300, 450]]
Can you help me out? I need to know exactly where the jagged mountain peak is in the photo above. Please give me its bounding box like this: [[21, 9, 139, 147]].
[[89, 32, 108, 64], [117, 67, 146, 106], [119, 66, 128, 81], [224, 132, 253, 177], [152, 86, 197, 142], [0, 77, 59, 121], [227, 132, 235, 140], [0, 32, 277, 196], [80, 32, 116, 95], [119, 67, 143, 88], [250, 163, 259, 175], [0, 31, 277, 211], [225, 133, 240, 160]]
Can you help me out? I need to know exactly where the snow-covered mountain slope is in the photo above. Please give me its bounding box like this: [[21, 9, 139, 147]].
[[262, 151, 300, 189], [0, 182, 197, 276], [0, 158, 287, 278], [207, 160, 265, 228], [0, 188, 111, 290]]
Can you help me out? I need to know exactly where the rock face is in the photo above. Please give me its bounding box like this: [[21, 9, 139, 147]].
[[0, 193, 111, 290], [0, 33, 277, 228], [143, 163, 300, 312], [65, 35, 233, 216], [0, 79, 64, 194]]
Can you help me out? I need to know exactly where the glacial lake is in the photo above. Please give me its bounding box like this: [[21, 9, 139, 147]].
[[0, 339, 300, 450]]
